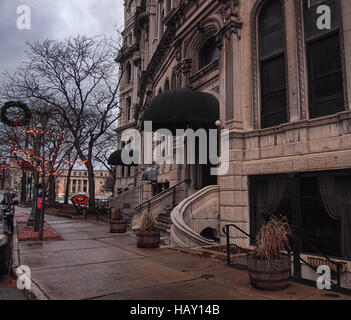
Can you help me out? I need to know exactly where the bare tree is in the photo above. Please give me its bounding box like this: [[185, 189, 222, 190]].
[[1, 35, 122, 208], [92, 126, 118, 197]]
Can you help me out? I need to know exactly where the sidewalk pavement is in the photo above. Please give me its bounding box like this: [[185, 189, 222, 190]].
[[14, 209, 351, 300]]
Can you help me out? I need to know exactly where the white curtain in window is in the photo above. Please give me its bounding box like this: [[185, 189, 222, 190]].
[[318, 176, 351, 259]]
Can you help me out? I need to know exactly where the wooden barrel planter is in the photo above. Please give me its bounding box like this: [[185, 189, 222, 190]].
[[136, 230, 160, 248], [248, 255, 291, 290], [110, 220, 128, 233]]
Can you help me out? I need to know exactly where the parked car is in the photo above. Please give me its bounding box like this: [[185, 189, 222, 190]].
[[0, 216, 12, 275], [0, 191, 18, 275], [0, 191, 18, 233]]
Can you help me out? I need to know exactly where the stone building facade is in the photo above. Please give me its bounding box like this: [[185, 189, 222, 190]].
[[56, 169, 111, 200], [113, 0, 351, 285]]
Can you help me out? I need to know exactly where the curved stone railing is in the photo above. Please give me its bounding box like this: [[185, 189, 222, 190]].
[[130, 179, 188, 231], [170, 185, 220, 247]]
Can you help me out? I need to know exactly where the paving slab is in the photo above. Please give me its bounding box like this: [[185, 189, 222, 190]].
[[0, 288, 26, 300], [92, 278, 269, 300], [19, 239, 110, 254], [48, 220, 74, 225], [48, 227, 79, 234], [16, 211, 351, 300], [96, 236, 175, 257], [78, 230, 119, 239], [58, 232, 94, 240], [30, 259, 197, 300], [145, 251, 220, 273], [70, 225, 109, 232], [21, 246, 143, 271]]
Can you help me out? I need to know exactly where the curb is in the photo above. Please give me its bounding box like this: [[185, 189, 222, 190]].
[[11, 213, 49, 300]]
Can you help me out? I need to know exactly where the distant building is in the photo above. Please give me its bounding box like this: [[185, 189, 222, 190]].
[[56, 169, 112, 200]]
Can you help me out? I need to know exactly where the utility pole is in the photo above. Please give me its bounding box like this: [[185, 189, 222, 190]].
[[38, 123, 46, 241]]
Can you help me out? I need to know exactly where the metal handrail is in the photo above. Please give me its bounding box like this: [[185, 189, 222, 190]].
[[127, 178, 190, 221], [116, 183, 135, 195], [290, 234, 343, 288], [223, 222, 344, 289]]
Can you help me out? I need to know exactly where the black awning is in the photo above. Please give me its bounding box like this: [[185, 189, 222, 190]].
[[107, 149, 137, 166], [141, 89, 219, 131]]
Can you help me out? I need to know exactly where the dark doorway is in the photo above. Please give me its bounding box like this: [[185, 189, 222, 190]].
[[200, 227, 220, 242]]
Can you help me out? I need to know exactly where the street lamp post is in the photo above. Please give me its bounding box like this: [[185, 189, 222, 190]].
[[38, 123, 46, 240], [26, 124, 42, 227], [1, 159, 6, 190]]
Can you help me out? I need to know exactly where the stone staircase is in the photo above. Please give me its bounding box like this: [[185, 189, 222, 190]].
[[156, 205, 175, 246]]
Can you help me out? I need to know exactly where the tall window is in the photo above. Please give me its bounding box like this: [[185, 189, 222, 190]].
[[126, 97, 131, 121], [126, 62, 131, 83], [171, 72, 176, 89], [304, 0, 345, 118], [164, 79, 169, 91], [198, 37, 219, 70], [259, 0, 288, 128]]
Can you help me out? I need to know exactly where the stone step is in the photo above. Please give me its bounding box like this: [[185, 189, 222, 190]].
[[156, 215, 172, 225], [160, 236, 170, 246], [156, 222, 171, 232]]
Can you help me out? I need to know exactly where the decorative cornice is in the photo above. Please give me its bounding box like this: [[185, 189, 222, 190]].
[[218, 19, 242, 44], [116, 43, 139, 63], [189, 60, 219, 84]]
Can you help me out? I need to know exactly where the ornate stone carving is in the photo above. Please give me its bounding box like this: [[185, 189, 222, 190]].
[[218, 19, 242, 47], [295, 0, 307, 120], [220, 0, 240, 22], [181, 59, 192, 74]]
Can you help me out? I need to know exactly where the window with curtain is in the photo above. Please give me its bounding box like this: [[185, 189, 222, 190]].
[[258, 0, 288, 129], [304, 0, 345, 118], [250, 171, 351, 259], [198, 37, 219, 70]]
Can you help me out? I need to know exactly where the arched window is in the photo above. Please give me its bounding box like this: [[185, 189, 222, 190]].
[[171, 71, 176, 89], [259, 0, 287, 129], [304, 0, 345, 118], [198, 37, 219, 70], [164, 79, 169, 91]]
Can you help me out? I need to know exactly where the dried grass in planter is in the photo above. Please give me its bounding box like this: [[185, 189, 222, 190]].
[[254, 216, 291, 260], [140, 212, 156, 231]]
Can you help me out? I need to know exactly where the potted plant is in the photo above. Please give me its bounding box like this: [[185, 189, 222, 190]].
[[110, 206, 128, 233], [136, 212, 160, 248], [248, 216, 291, 290]]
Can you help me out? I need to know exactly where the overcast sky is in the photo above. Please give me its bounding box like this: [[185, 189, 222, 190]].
[[0, 0, 124, 74]]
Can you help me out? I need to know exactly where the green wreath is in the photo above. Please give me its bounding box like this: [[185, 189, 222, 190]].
[[0, 101, 32, 127]]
